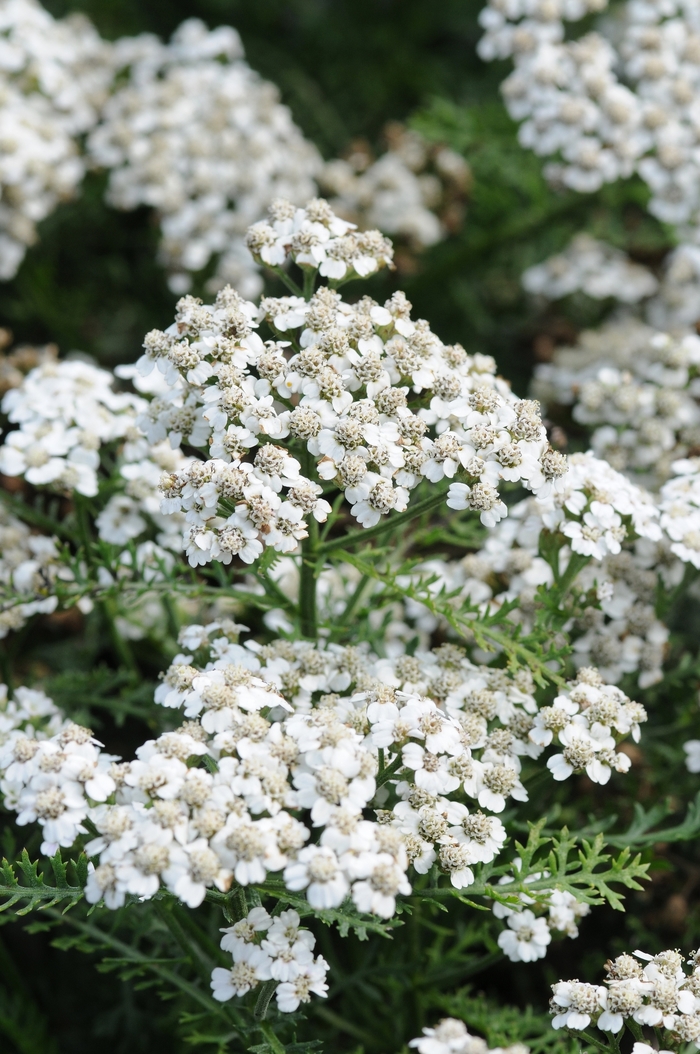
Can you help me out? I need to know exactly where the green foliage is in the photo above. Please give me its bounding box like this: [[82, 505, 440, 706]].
[[0, 851, 86, 916]]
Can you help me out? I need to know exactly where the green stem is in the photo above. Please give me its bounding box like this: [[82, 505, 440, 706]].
[[155, 901, 213, 989], [268, 266, 303, 297], [574, 1032, 612, 1054], [338, 574, 368, 629], [254, 979, 279, 1020], [302, 267, 316, 299], [318, 488, 448, 555], [626, 1020, 645, 1042], [102, 596, 137, 672], [299, 517, 319, 639], [258, 1021, 286, 1054], [376, 753, 404, 788], [73, 495, 95, 566], [299, 449, 319, 638]]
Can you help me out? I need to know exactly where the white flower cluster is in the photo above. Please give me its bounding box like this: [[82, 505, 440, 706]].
[[87, 19, 320, 298], [0, 621, 642, 932], [0, 6, 464, 287], [211, 906, 329, 1013], [0, 503, 86, 638], [495, 890, 590, 963], [522, 234, 659, 304], [522, 235, 700, 333], [478, 0, 700, 237], [395, 452, 668, 687], [0, 681, 112, 856], [133, 198, 559, 565], [318, 124, 470, 252], [658, 458, 700, 569], [410, 1018, 528, 1054], [551, 948, 700, 1046], [0, 0, 112, 278], [0, 358, 145, 497], [533, 320, 700, 488]]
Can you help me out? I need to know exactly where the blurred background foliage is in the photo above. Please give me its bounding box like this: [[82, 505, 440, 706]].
[[0, 3, 692, 1053]]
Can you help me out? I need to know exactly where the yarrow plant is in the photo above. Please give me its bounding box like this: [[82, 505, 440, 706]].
[[0, 194, 673, 1050], [5, 5, 700, 1050]]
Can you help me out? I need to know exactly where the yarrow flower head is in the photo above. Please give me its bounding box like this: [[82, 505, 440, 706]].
[[551, 947, 700, 1046], [89, 198, 562, 568]]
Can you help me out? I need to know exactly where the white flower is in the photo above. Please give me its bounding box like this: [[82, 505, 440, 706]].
[[551, 980, 606, 1029], [275, 958, 329, 1012], [283, 845, 349, 909], [210, 943, 273, 1001], [497, 910, 551, 963]]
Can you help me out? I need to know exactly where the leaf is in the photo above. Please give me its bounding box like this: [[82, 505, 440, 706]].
[[210, 883, 398, 940], [0, 850, 85, 916], [605, 792, 700, 849]]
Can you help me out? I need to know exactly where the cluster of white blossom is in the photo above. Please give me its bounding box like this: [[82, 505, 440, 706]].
[[0, 0, 113, 278], [410, 1018, 528, 1054], [495, 886, 590, 963], [0, 503, 87, 638], [551, 948, 700, 1047], [658, 458, 700, 570], [211, 906, 329, 1013], [87, 19, 320, 298], [0, 358, 145, 497], [318, 124, 470, 252], [390, 452, 669, 688], [533, 320, 700, 489], [522, 235, 700, 332], [83, 623, 645, 931], [478, 0, 700, 238], [522, 234, 659, 304], [0, 621, 643, 947], [132, 198, 560, 566], [0, 680, 104, 855]]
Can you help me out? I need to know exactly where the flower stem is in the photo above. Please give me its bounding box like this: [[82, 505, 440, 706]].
[[299, 518, 318, 639], [258, 1021, 286, 1054], [299, 450, 319, 638], [254, 979, 279, 1020], [318, 488, 448, 555]]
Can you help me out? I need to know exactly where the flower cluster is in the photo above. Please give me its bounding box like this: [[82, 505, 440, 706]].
[[0, 6, 464, 290], [391, 452, 669, 687], [0, 0, 112, 279], [0, 504, 86, 639], [0, 681, 102, 855], [523, 235, 700, 333], [478, 0, 700, 238], [658, 459, 700, 570], [132, 198, 559, 565], [318, 122, 470, 253], [495, 888, 590, 963], [0, 621, 642, 932], [551, 948, 700, 1048], [522, 234, 659, 304], [211, 906, 329, 1013], [87, 19, 320, 298], [410, 1018, 528, 1054], [0, 358, 145, 497], [533, 320, 700, 489]]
